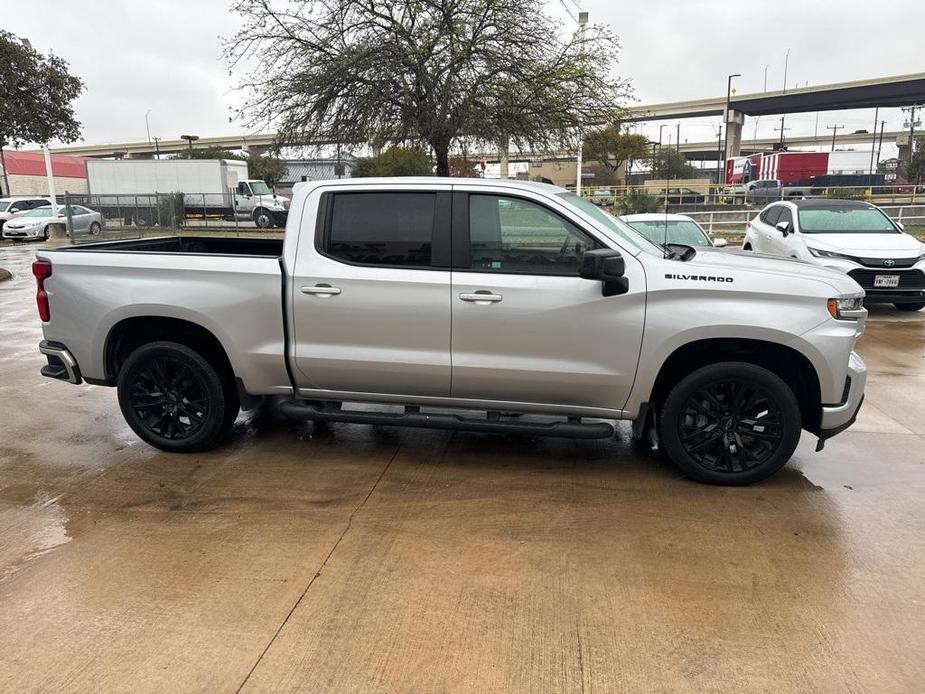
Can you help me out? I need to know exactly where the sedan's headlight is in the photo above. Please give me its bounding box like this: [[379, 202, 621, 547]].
[[827, 295, 865, 320], [808, 247, 855, 261]]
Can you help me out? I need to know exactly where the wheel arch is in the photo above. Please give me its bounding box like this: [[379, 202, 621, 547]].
[[103, 316, 235, 388], [648, 337, 822, 434]]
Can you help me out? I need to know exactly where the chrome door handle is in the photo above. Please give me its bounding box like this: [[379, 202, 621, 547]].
[[459, 291, 502, 303], [301, 284, 341, 296]]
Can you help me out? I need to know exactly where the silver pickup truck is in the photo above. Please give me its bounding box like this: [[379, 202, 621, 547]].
[[33, 178, 867, 485]]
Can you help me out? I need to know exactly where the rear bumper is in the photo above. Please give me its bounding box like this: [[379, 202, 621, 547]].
[[819, 351, 866, 437], [39, 340, 83, 385]]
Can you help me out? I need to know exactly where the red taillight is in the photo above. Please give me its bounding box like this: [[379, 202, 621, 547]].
[[32, 260, 52, 322]]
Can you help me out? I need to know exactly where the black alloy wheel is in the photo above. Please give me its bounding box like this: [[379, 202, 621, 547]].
[[659, 362, 801, 485], [117, 341, 234, 452]]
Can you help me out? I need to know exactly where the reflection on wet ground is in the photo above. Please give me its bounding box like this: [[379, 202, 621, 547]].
[[1, 242, 923, 692]]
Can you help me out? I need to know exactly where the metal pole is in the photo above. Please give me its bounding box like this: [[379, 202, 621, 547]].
[[64, 191, 75, 245], [877, 120, 886, 170], [575, 12, 588, 196], [763, 65, 768, 92], [676, 123, 680, 154], [716, 127, 723, 185], [0, 141, 9, 196], [145, 110, 152, 144], [42, 145, 58, 216], [779, 50, 790, 148], [827, 124, 844, 152], [869, 107, 879, 186]]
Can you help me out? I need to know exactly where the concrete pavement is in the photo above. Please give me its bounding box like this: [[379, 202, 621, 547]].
[[0, 241, 923, 692]]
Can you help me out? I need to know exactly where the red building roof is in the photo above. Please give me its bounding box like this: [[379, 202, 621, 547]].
[[0, 151, 87, 178]]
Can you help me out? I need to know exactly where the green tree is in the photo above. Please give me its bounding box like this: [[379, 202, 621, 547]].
[[0, 31, 84, 146], [171, 146, 242, 160], [353, 147, 433, 177], [583, 123, 649, 180], [225, 0, 631, 176], [649, 149, 698, 180], [618, 189, 661, 215]]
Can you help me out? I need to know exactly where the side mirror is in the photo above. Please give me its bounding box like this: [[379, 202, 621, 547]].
[[580, 249, 629, 297], [712, 237, 728, 248], [775, 220, 791, 237], [895, 221, 905, 231]]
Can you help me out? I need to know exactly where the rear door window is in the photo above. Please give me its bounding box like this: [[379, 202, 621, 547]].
[[760, 205, 782, 226], [323, 192, 436, 267]]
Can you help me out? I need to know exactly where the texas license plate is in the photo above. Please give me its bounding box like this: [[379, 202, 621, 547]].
[[873, 275, 900, 288]]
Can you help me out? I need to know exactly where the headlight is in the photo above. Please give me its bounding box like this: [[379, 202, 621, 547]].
[[808, 247, 854, 261], [827, 295, 865, 320]]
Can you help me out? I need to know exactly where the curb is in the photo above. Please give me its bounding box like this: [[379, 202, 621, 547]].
[[0, 268, 11, 282]]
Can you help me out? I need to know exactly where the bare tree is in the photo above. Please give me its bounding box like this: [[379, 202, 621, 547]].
[[225, 0, 631, 176]]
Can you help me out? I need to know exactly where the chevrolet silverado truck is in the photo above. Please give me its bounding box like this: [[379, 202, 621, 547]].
[[33, 178, 868, 485]]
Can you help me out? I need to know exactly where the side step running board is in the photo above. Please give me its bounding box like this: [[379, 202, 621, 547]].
[[279, 401, 614, 439]]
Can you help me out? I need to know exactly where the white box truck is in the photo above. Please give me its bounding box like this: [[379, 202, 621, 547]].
[[85, 159, 289, 228]]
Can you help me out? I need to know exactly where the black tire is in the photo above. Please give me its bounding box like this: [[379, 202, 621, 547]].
[[117, 341, 231, 452], [89, 222, 101, 235], [742, 242, 752, 251], [253, 208, 273, 229], [894, 302, 925, 312], [42, 227, 49, 241], [658, 362, 802, 485]]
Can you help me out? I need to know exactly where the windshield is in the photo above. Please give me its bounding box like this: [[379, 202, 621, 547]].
[[625, 220, 712, 247], [22, 207, 54, 218], [249, 181, 272, 195], [556, 193, 665, 256], [798, 206, 898, 233]]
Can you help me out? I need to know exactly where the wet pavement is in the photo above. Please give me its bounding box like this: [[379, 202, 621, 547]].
[[1, 241, 923, 693]]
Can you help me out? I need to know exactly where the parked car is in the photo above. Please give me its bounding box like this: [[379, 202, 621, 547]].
[[33, 178, 866, 486], [619, 213, 727, 249], [743, 199, 925, 310], [2, 204, 102, 240], [0, 196, 52, 231], [655, 187, 706, 205], [745, 179, 812, 205]]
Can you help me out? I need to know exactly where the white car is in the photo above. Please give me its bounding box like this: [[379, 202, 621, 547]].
[[743, 199, 925, 311], [2, 204, 102, 241], [0, 196, 53, 230], [619, 213, 727, 249]]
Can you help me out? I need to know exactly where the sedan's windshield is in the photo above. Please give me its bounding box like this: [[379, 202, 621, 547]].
[[556, 192, 665, 256], [624, 220, 712, 247], [249, 181, 272, 195], [798, 206, 898, 233], [22, 207, 55, 218]]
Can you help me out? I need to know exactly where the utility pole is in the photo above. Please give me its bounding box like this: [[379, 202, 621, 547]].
[[902, 104, 921, 168], [877, 120, 886, 171], [779, 49, 790, 149], [827, 124, 845, 151], [868, 107, 879, 185], [152, 137, 162, 160], [676, 122, 681, 154], [716, 126, 723, 184]]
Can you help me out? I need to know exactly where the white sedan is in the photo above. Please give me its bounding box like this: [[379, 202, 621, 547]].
[[743, 198, 925, 311], [2, 204, 102, 241], [619, 213, 727, 249]]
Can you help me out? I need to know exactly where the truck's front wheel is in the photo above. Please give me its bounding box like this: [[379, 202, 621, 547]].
[[117, 341, 232, 452], [659, 362, 801, 485], [253, 208, 273, 229]]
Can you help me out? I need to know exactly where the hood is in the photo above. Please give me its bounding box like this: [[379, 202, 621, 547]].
[[801, 232, 924, 256], [680, 248, 861, 295]]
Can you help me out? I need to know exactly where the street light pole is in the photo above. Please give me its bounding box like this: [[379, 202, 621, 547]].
[[723, 73, 741, 166], [779, 49, 790, 149], [180, 134, 199, 156], [575, 11, 588, 196], [145, 110, 152, 145]]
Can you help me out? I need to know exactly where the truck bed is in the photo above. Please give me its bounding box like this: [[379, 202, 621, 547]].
[[56, 235, 284, 257]]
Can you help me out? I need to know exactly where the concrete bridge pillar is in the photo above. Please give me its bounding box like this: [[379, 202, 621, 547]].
[[724, 109, 745, 160], [499, 137, 510, 179]]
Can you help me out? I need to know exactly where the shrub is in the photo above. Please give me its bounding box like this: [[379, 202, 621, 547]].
[[617, 189, 661, 214]]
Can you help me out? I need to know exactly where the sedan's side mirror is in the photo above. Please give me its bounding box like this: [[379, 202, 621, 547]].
[[775, 220, 791, 237], [895, 221, 905, 231], [712, 237, 728, 248], [580, 249, 629, 296]]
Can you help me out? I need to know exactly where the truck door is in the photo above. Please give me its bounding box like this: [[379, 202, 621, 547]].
[[291, 187, 452, 397], [449, 190, 645, 412]]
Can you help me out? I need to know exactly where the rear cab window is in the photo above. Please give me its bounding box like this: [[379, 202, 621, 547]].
[[320, 191, 446, 268]]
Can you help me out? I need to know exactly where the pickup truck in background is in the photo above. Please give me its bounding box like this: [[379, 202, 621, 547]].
[[33, 178, 867, 486], [744, 179, 812, 204]]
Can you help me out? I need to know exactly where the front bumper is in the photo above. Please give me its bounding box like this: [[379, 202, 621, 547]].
[[2, 227, 42, 239], [39, 340, 83, 384], [818, 350, 866, 443]]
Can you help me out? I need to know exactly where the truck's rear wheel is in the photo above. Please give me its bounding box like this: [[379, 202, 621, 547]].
[[117, 341, 231, 452], [658, 362, 801, 485]]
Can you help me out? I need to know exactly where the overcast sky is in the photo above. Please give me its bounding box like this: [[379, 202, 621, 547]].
[[9, 0, 924, 160]]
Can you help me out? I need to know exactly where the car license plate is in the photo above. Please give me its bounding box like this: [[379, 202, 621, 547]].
[[873, 275, 900, 288]]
